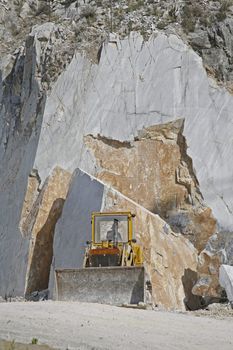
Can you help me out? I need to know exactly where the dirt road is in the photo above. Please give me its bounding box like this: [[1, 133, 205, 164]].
[[0, 301, 232, 350]]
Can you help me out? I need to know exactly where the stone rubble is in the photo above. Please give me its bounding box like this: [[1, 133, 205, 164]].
[[192, 302, 233, 319], [28, 289, 49, 302]]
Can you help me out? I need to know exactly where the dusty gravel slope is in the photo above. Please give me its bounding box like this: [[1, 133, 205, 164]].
[[0, 301, 232, 350]]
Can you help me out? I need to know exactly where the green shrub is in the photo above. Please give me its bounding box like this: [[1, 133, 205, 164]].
[[181, 4, 195, 32], [80, 5, 96, 19], [9, 340, 15, 350], [31, 338, 38, 345], [126, 0, 144, 12], [157, 21, 167, 30], [168, 6, 177, 22], [181, 3, 203, 33], [216, 0, 233, 21]]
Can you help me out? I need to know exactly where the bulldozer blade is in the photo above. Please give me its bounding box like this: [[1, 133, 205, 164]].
[[55, 266, 145, 305]]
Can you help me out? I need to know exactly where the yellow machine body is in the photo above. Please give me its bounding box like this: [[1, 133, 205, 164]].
[[83, 212, 143, 268]]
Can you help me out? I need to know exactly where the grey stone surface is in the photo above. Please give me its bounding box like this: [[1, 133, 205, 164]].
[[186, 17, 233, 83], [204, 19, 233, 81], [0, 54, 15, 81], [219, 265, 233, 303], [49, 168, 104, 296], [206, 232, 233, 266], [188, 30, 211, 50], [53, 169, 104, 270], [0, 33, 46, 297], [192, 231, 233, 299]]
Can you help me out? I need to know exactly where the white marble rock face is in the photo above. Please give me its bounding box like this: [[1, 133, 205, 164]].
[[219, 265, 233, 303], [1, 27, 233, 299], [34, 31, 233, 231]]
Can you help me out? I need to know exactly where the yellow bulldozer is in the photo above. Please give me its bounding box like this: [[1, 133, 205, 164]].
[[55, 211, 145, 305]]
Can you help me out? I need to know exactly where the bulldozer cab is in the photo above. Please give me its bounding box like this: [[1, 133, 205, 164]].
[[92, 212, 133, 245], [83, 211, 142, 268]]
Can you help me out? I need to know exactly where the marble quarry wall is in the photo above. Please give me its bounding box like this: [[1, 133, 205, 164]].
[[1, 24, 233, 305]]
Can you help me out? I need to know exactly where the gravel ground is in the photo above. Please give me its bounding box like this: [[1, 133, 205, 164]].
[[0, 339, 54, 350], [191, 303, 233, 320], [0, 301, 232, 350]]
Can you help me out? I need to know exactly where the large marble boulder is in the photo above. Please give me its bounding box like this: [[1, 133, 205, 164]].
[[51, 168, 199, 310], [219, 265, 233, 304], [193, 232, 233, 298]]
